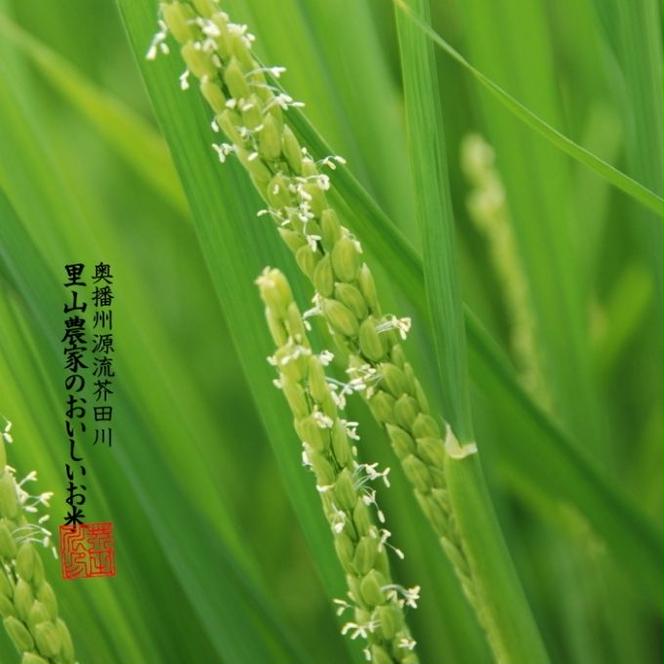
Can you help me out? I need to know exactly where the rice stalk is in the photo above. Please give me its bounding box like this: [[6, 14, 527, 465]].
[[257, 268, 419, 664], [0, 420, 76, 664], [148, 0, 511, 656], [461, 133, 550, 410]]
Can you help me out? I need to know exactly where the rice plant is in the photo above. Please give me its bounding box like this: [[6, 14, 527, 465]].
[[0, 0, 660, 662], [0, 421, 76, 664], [257, 267, 419, 663]]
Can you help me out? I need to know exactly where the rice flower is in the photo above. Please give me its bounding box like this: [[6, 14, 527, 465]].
[[150, 0, 477, 614], [461, 133, 550, 410], [257, 268, 419, 664], [0, 419, 77, 664]]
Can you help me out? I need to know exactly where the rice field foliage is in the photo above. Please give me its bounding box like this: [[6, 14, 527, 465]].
[[0, 0, 660, 662]]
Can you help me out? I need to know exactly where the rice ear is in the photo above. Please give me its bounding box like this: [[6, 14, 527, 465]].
[[257, 268, 420, 660], [0, 423, 76, 663]]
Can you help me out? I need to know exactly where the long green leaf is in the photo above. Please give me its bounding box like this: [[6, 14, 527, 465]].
[[393, 0, 663, 218], [590, 0, 663, 363], [0, 12, 188, 216], [395, 2, 550, 661]]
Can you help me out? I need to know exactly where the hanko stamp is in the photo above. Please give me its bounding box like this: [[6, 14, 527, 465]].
[[59, 522, 116, 580]]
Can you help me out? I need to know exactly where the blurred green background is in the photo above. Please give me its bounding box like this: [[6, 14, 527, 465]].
[[0, 0, 661, 662]]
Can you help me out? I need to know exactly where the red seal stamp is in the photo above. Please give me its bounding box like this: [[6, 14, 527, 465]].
[[59, 522, 116, 580]]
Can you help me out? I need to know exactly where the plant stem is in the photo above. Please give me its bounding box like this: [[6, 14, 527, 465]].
[[395, 1, 549, 661]]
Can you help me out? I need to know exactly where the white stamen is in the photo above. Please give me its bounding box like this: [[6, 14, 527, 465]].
[[313, 409, 333, 429], [318, 350, 334, 366], [146, 20, 169, 61], [399, 637, 417, 651], [341, 619, 379, 640], [382, 584, 421, 609], [212, 142, 236, 163], [333, 598, 352, 616], [330, 504, 346, 534], [375, 315, 412, 340], [2, 420, 12, 444], [340, 419, 360, 441]]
